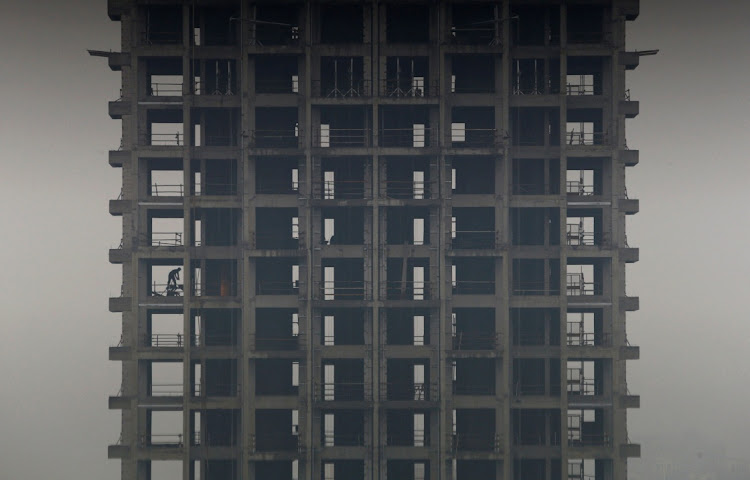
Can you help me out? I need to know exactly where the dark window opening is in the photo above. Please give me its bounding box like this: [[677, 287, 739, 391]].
[[451, 4, 497, 45], [386, 207, 431, 246], [321, 308, 365, 346], [255, 258, 299, 295], [512, 58, 560, 95], [143, 6, 182, 45], [318, 57, 367, 97], [192, 308, 241, 347], [384, 57, 431, 97], [512, 258, 560, 296], [255, 207, 300, 249], [255, 55, 299, 94], [452, 308, 496, 350], [450, 107, 496, 147], [386, 258, 431, 300], [193, 208, 241, 247], [316, 106, 371, 147], [387, 5, 429, 43], [255, 409, 298, 450], [192, 108, 240, 147], [512, 409, 561, 446], [386, 359, 430, 401], [256, 360, 299, 396], [319, 157, 366, 199], [511, 6, 560, 46], [454, 358, 495, 395], [254, 107, 299, 148], [452, 56, 495, 93], [512, 158, 560, 195], [193, 59, 237, 95], [255, 308, 299, 351], [452, 207, 495, 249], [567, 6, 605, 44], [452, 156, 495, 194], [452, 258, 495, 295], [386, 308, 431, 346], [510, 107, 560, 147], [510, 207, 560, 246], [380, 106, 432, 147], [384, 157, 433, 199], [320, 5, 363, 44], [253, 5, 300, 46], [322, 207, 365, 245], [256, 157, 300, 194], [454, 409, 496, 451], [195, 7, 239, 46], [511, 308, 560, 346]]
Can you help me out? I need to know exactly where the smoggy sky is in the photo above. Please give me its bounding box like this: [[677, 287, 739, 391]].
[[0, 0, 748, 478]]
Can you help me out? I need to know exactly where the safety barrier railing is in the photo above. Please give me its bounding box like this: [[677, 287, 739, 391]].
[[313, 128, 371, 148], [568, 433, 611, 446], [452, 433, 501, 452], [318, 382, 369, 401], [566, 180, 596, 196], [451, 230, 497, 249], [151, 282, 183, 297], [513, 334, 546, 346], [256, 280, 299, 295], [566, 273, 597, 296], [514, 383, 546, 396], [149, 383, 183, 396], [512, 183, 553, 195], [566, 224, 598, 246], [322, 432, 366, 447], [566, 371, 596, 396], [201, 135, 236, 147], [379, 128, 433, 148], [251, 433, 301, 452], [143, 333, 187, 347], [149, 82, 183, 96], [140, 434, 183, 447], [381, 180, 433, 199], [253, 233, 300, 250], [312, 79, 371, 98], [141, 31, 182, 45], [566, 131, 606, 146], [380, 79, 439, 98], [453, 85, 496, 94], [567, 83, 597, 96], [192, 383, 241, 398], [386, 430, 427, 447], [317, 180, 366, 199], [449, 128, 501, 148], [452, 383, 495, 396], [452, 280, 495, 295], [256, 181, 299, 194], [151, 232, 183, 247], [451, 332, 499, 350], [384, 281, 433, 300], [150, 183, 184, 196], [251, 130, 301, 148], [250, 334, 303, 351], [512, 81, 560, 95], [514, 433, 561, 446], [193, 334, 239, 348], [255, 80, 300, 95], [315, 281, 368, 301], [195, 182, 238, 196], [567, 31, 610, 44], [249, 25, 302, 47], [566, 330, 611, 347], [145, 132, 184, 146], [382, 382, 432, 401]]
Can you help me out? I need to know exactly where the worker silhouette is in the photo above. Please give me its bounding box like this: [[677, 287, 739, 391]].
[[167, 267, 181, 289]]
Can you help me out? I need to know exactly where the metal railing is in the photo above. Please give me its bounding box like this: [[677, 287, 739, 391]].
[[251, 334, 302, 351], [380, 79, 439, 98], [313, 128, 370, 147], [149, 383, 183, 396], [383, 382, 431, 401], [381, 180, 432, 199], [150, 183, 183, 196], [251, 130, 301, 148], [566, 131, 605, 146], [140, 434, 183, 447], [256, 280, 299, 295], [255, 80, 299, 95], [452, 433, 501, 452], [449, 128, 501, 148], [567, 31, 609, 44], [566, 330, 611, 347], [452, 280, 495, 295], [379, 128, 432, 148], [453, 383, 495, 395], [201, 135, 236, 147], [151, 282, 183, 297], [146, 132, 183, 146], [322, 432, 366, 447], [567, 83, 597, 96], [514, 383, 546, 396], [384, 281, 432, 300], [566, 273, 597, 296], [386, 430, 427, 447], [316, 281, 367, 301], [566, 180, 596, 196], [256, 181, 299, 194], [512, 183, 554, 195], [567, 371, 596, 396], [253, 233, 300, 250], [451, 230, 497, 249], [312, 79, 371, 98], [151, 232, 183, 247], [149, 82, 183, 96], [195, 182, 238, 196], [251, 433, 301, 452], [566, 224, 597, 246], [515, 433, 561, 446], [141, 31, 182, 45], [452, 332, 499, 350], [318, 180, 366, 199], [318, 382, 368, 401], [568, 433, 610, 446], [192, 383, 241, 398], [143, 333, 187, 347]]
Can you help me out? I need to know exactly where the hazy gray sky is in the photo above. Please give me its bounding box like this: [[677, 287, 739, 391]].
[[0, 0, 748, 478]]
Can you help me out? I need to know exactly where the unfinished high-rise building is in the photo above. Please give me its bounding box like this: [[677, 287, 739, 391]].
[[101, 1, 642, 479]]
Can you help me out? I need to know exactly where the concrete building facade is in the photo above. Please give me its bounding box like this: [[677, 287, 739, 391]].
[[102, 1, 642, 479]]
